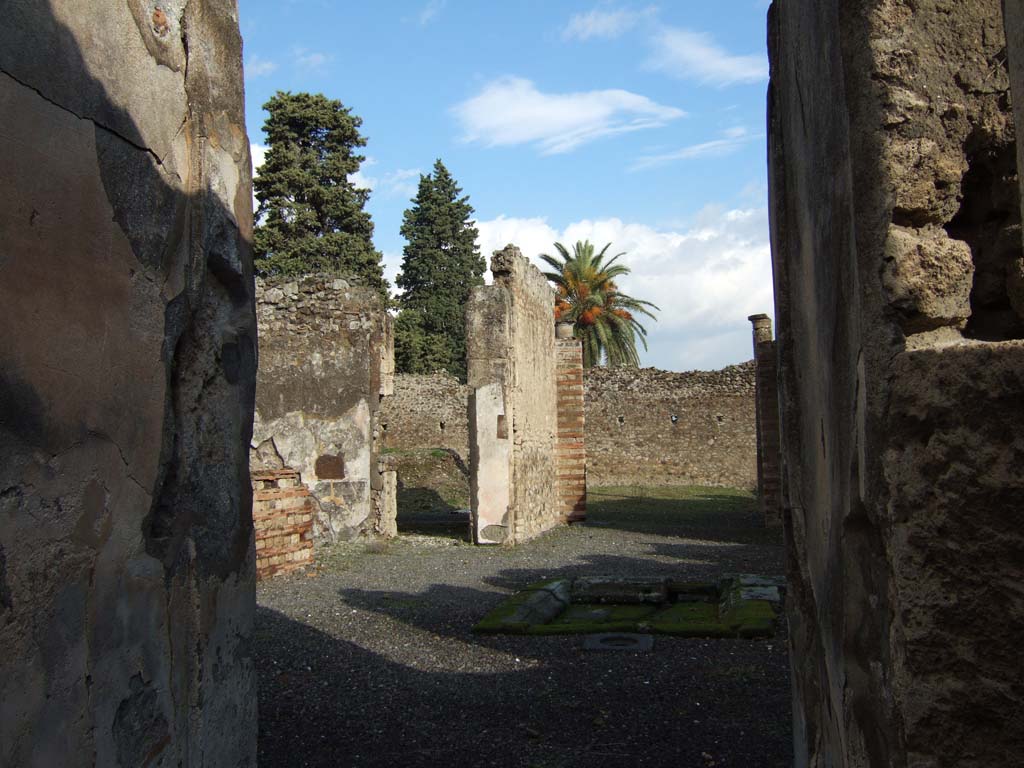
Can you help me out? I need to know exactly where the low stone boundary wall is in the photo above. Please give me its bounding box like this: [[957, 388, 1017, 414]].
[[253, 469, 314, 579]]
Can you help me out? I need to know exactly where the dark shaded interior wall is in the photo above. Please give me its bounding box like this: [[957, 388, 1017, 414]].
[[769, 0, 1024, 765], [0, 2, 257, 765]]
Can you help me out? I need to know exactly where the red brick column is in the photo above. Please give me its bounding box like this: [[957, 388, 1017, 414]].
[[252, 468, 314, 578], [748, 314, 782, 526], [555, 333, 587, 522]]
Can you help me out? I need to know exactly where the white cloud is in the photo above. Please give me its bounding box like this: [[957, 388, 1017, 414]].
[[647, 27, 767, 86], [562, 6, 656, 41], [630, 126, 754, 170], [475, 205, 774, 370], [348, 160, 422, 199], [250, 143, 268, 213], [245, 55, 278, 77], [418, 0, 446, 25], [294, 48, 331, 71], [453, 76, 685, 155]]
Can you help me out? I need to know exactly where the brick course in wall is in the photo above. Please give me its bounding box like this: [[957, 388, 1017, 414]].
[[253, 469, 314, 579], [556, 337, 587, 521]]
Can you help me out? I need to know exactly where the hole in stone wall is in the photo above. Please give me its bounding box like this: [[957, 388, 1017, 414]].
[[716, 414, 724, 424], [617, 415, 625, 426], [946, 134, 1024, 341], [670, 415, 679, 424], [439, 420, 446, 432]]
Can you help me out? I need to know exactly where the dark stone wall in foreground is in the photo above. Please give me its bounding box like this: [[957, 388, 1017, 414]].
[[0, 2, 257, 764], [768, 0, 1024, 765]]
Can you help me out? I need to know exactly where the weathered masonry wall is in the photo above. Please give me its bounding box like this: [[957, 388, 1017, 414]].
[[386, 364, 757, 491], [768, 1, 1024, 765], [748, 315, 782, 525], [555, 335, 587, 521], [467, 246, 560, 544], [584, 364, 757, 489], [379, 372, 470, 459], [253, 469, 314, 579], [252, 275, 395, 541], [0, 3, 257, 765]]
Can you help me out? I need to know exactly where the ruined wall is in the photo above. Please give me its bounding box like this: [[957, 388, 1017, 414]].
[[768, 1, 1024, 765], [584, 364, 757, 489], [467, 246, 560, 544], [252, 275, 394, 541], [0, 2, 257, 765], [379, 372, 470, 459], [385, 365, 755, 491]]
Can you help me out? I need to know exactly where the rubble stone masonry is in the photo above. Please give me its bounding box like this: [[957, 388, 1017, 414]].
[[386, 362, 757, 491], [584, 364, 757, 489], [252, 275, 395, 542]]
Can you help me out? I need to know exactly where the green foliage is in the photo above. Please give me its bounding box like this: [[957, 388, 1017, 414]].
[[540, 240, 658, 368], [394, 159, 484, 380], [253, 91, 386, 294], [393, 309, 455, 376]]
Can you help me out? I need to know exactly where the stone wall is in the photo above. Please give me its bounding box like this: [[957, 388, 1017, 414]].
[[379, 372, 470, 459], [584, 364, 757, 489], [768, 1, 1024, 765], [467, 246, 560, 544], [253, 469, 314, 579], [252, 275, 394, 541], [0, 2, 257, 765]]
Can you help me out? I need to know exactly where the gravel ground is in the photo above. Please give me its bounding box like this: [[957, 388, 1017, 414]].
[[256, 487, 793, 768]]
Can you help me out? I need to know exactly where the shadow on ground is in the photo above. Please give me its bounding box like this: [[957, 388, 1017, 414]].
[[256, 486, 791, 767]]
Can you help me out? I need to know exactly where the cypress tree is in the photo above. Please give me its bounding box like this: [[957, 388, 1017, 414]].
[[253, 91, 386, 295], [395, 159, 484, 379]]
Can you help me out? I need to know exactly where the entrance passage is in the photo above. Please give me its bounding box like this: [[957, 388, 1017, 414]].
[[390, 448, 471, 540]]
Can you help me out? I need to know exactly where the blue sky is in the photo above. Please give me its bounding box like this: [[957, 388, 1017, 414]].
[[240, 1, 774, 371]]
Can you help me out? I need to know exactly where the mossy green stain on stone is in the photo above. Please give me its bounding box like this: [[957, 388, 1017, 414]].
[[472, 576, 782, 638]]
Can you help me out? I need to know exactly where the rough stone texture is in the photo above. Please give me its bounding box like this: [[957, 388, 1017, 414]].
[[768, 1, 1024, 765], [584, 363, 757, 489], [385, 363, 757, 491], [555, 338, 587, 521], [379, 372, 470, 459], [252, 469, 314, 579], [467, 246, 560, 544], [749, 316, 782, 525], [252, 275, 394, 541], [0, 2, 257, 765]]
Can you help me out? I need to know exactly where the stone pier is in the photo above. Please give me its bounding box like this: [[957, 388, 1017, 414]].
[[467, 246, 561, 544], [748, 314, 782, 525]]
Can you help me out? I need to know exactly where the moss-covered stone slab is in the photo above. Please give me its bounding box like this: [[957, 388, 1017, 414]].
[[474, 575, 783, 638]]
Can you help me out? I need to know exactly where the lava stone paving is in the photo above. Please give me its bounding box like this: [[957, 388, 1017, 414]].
[[256, 487, 793, 768]]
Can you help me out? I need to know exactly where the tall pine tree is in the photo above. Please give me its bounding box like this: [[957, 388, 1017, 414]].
[[253, 91, 386, 295], [395, 160, 484, 380]]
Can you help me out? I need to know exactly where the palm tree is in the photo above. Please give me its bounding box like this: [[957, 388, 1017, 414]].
[[540, 240, 658, 367]]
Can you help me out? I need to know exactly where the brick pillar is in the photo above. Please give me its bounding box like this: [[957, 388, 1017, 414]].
[[748, 314, 782, 526], [555, 325, 587, 522], [252, 468, 315, 578]]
